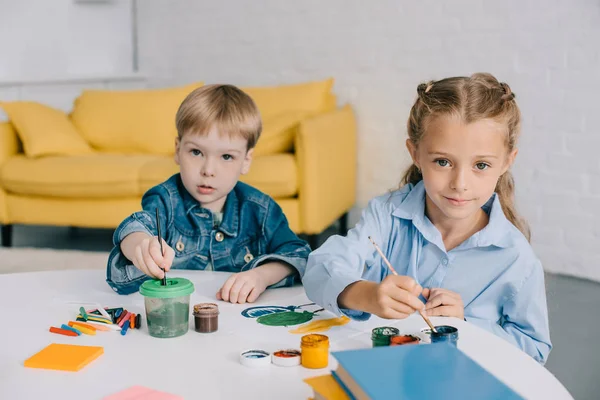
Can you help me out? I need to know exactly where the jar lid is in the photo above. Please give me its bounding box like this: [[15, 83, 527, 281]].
[[139, 277, 194, 298], [193, 303, 219, 315], [272, 349, 301, 367]]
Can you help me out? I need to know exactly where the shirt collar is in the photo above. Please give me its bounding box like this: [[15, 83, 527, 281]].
[[179, 175, 239, 237], [391, 180, 514, 249]]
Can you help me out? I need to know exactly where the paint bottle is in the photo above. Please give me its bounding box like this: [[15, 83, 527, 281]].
[[193, 303, 219, 333], [300, 334, 329, 369], [390, 335, 420, 346], [371, 326, 399, 347], [430, 325, 459, 347]]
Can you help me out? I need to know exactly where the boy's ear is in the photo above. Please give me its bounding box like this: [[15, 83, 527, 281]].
[[502, 148, 518, 174], [405, 139, 420, 169], [174, 138, 181, 165], [241, 148, 254, 175]]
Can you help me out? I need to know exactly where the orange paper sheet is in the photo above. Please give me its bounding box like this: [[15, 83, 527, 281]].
[[24, 343, 103, 372]]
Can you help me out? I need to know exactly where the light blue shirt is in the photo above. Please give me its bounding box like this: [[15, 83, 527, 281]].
[[303, 181, 552, 364]]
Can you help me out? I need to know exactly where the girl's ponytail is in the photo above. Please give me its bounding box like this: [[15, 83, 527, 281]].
[[495, 171, 530, 241]]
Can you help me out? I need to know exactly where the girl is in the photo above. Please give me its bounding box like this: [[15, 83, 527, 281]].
[[302, 73, 551, 364]]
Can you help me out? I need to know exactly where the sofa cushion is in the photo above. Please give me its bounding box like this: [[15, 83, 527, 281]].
[[242, 78, 335, 120], [253, 111, 309, 157], [1, 154, 157, 198], [0, 102, 92, 158], [70, 82, 203, 155], [139, 154, 298, 198]]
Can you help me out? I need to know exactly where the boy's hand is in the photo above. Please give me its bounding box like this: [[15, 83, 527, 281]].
[[121, 232, 175, 279], [422, 288, 464, 319], [217, 269, 267, 304]]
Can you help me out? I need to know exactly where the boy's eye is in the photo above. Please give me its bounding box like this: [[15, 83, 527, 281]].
[[435, 159, 450, 167], [475, 162, 489, 170], [222, 154, 233, 161], [191, 149, 202, 156]]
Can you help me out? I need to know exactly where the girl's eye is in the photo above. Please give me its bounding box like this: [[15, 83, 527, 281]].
[[191, 149, 202, 156], [435, 159, 450, 167], [475, 162, 489, 171], [222, 154, 233, 161]]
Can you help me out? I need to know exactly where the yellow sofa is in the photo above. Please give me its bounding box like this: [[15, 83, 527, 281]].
[[0, 79, 356, 248]]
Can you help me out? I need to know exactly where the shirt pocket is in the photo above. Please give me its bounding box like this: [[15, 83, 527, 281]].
[[231, 235, 262, 270], [169, 225, 200, 257]]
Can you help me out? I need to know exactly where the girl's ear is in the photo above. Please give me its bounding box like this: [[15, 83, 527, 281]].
[[406, 139, 420, 169], [502, 148, 518, 174]]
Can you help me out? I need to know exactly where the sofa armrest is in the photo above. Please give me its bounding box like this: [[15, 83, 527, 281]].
[[0, 122, 20, 166], [295, 105, 357, 234]]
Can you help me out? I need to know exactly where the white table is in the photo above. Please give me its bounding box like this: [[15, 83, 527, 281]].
[[0, 270, 572, 400]]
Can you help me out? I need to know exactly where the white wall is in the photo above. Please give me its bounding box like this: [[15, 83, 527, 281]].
[[0, 0, 143, 114], [0, 0, 133, 80], [137, 0, 600, 282]]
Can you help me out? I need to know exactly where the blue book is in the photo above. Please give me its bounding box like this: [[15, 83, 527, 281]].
[[332, 344, 523, 400]]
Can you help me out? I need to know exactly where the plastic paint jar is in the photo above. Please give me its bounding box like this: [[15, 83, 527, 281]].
[[139, 277, 194, 338], [193, 303, 219, 333], [371, 327, 400, 347], [390, 334, 420, 346], [430, 325, 459, 347], [300, 334, 329, 369]]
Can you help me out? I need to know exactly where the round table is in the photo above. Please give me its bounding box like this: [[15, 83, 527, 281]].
[[0, 270, 572, 399]]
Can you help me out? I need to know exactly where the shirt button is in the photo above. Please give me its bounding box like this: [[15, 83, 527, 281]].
[[441, 258, 448, 266], [215, 232, 224, 242], [176, 241, 185, 252]]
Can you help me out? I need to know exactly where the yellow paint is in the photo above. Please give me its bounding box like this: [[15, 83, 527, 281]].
[[289, 316, 350, 334], [301, 334, 330, 369]]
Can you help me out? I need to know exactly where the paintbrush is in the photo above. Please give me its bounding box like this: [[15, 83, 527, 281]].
[[368, 236, 437, 333], [156, 208, 167, 286]]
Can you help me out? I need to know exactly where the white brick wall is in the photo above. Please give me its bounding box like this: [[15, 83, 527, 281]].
[[0, 0, 133, 79], [137, 0, 600, 282]]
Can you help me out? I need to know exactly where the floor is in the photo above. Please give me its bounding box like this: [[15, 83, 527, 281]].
[[6, 224, 600, 400]]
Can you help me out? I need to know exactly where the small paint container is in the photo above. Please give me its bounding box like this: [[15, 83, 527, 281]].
[[390, 334, 420, 346], [272, 349, 301, 367], [239, 349, 271, 367], [431, 325, 459, 347], [193, 303, 219, 333], [371, 327, 400, 347], [300, 334, 329, 369]]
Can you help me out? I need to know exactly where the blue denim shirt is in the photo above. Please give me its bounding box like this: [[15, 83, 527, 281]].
[[107, 174, 310, 295], [303, 181, 552, 364]]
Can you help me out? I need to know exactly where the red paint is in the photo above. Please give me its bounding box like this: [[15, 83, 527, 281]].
[[274, 350, 301, 358], [390, 335, 420, 346]]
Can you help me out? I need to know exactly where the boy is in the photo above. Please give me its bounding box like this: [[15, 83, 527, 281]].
[[106, 84, 310, 303]]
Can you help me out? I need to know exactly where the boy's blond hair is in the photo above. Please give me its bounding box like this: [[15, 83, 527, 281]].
[[175, 84, 262, 149]]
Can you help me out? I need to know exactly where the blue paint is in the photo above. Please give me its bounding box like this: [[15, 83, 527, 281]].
[[431, 325, 459, 347], [242, 350, 269, 358]]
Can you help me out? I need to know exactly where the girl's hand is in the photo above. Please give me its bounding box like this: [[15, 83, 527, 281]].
[[217, 269, 267, 304], [422, 288, 464, 319], [369, 275, 425, 319]]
